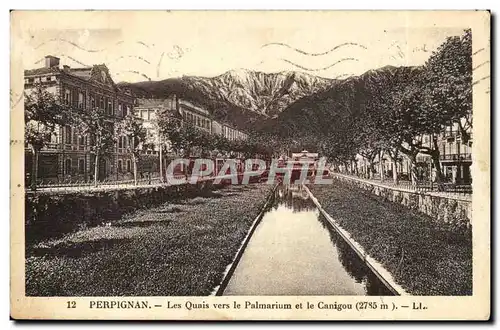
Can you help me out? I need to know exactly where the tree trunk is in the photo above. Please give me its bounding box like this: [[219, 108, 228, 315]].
[[343, 161, 349, 174], [409, 153, 418, 186], [351, 160, 358, 176], [368, 162, 375, 179], [94, 152, 99, 187], [430, 152, 445, 191], [132, 154, 138, 186], [387, 149, 399, 185], [30, 148, 40, 191], [431, 137, 445, 191], [159, 144, 163, 183], [392, 159, 399, 185], [379, 150, 384, 182]]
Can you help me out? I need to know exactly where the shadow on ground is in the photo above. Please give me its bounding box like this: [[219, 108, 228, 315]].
[[27, 238, 131, 259]]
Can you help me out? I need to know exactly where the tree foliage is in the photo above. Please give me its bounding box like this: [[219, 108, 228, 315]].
[[24, 84, 71, 151], [315, 29, 472, 185]]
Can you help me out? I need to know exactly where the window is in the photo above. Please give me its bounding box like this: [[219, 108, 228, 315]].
[[100, 97, 105, 110], [118, 160, 123, 173], [65, 158, 72, 175], [91, 96, 95, 109], [50, 133, 58, 144], [65, 126, 72, 144], [107, 99, 112, 115], [126, 160, 131, 172], [118, 104, 122, 117], [78, 92, 84, 109], [118, 136, 123, 149], [78, 159, 85, 174], [27, 78, 34, 84], [78, 135, 85, 146], [64, 89, 71, 105], [46, 76, 52, 81]]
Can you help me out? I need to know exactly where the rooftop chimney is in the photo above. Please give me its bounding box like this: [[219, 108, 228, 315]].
[[45, 55, 60, 68]]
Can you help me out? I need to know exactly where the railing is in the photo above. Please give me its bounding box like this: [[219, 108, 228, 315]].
[[27, 175, 168, 193], [440, 153, 472, 161], [25, 170, 264, 194], [331, 172, 472, 201]]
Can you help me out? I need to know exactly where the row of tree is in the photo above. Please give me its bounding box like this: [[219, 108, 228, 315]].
[[25, 85, 147, 189], [318, 29, 472, 188], [25, 84, 282, 189], [155, 111, 278, 161]]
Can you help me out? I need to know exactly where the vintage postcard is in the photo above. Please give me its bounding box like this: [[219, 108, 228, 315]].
[[10, 10, 490, 320]]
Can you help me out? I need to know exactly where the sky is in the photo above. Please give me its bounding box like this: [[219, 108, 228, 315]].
[[13, 11, 484, 83]]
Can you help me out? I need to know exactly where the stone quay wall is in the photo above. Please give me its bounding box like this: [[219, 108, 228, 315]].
[[25, 179, 222, 242], [332, 174, 472, 233]]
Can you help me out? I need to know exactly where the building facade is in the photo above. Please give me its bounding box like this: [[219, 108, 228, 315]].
[[353, 120, 472, 184], [212, 121, 249, 141], [24, 55, 135, 183], [437, 122, 472, 184], [133, 97, 180, 174], [179, 99, 212, 134], [135, 95, 249, 171]]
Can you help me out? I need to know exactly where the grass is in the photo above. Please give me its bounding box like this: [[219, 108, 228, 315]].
[[25, 184, 273, 296], [309, 181, 472, 296]]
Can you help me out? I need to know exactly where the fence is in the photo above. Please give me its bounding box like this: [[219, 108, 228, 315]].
[[28, 175, 176, 193], [332, 172, 472, 201], [26, 170, 270, 194]]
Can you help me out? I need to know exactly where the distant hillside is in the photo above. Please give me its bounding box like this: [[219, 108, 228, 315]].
[[119, 69, 334, 130], [119, 66, 421, 138], [118, 78, 265, 131], [262, 65, 423, 138]]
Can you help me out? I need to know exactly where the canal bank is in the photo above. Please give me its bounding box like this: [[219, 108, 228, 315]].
[[219, 185, 395, 296], [308, 183, 472, 295], [25, 184, 273, 296]]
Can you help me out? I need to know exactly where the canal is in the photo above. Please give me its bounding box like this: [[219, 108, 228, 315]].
[[222, 184, 394, 296]]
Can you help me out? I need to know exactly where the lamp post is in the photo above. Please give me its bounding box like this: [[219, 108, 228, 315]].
[[159, 132, 163, 183]]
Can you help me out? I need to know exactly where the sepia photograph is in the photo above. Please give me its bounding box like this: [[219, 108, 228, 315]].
[[10, 10, 490, 320]]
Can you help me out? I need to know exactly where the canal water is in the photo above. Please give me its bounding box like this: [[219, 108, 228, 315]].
[[222, 185, 394, 296]]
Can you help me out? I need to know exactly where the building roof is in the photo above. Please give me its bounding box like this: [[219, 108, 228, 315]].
[[24, 60, 132, 96], [178, 99, 210, 116], [136, 98, 175, 108], [67, 67, 93, 80], [24, 67, 61, 76]]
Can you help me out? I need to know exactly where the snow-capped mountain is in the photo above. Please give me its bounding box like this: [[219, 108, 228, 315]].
[[121, 70, 334, 118], [186, 69, 333, 117]]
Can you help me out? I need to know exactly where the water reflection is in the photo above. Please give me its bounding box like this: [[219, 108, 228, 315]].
[[317, 214, 393, 295], [223, 184, 394, 296], [273, 185, 317, 213]]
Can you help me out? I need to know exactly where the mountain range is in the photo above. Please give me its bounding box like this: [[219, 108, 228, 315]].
[[119, 65, 421, 138]]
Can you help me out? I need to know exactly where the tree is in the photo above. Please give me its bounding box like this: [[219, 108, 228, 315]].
[[117, 114, 146, 186], [171, 123, 201, 157], [195, 129, 215, 157], [213, 134, 231, 157], [393, 29, 472, 188], [76, 107, 115, 187], [24, 84, 71, 190], [425, 29, 472, 143]]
